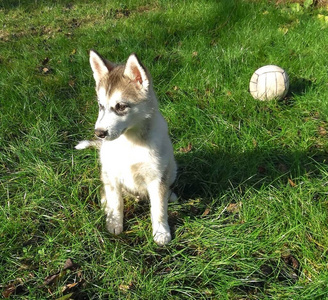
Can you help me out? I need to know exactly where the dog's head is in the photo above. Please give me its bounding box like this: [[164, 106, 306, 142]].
[[89, 50, 156, 141]]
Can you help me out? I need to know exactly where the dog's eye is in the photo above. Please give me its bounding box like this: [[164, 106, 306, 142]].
[[115, 103, 128, 112]]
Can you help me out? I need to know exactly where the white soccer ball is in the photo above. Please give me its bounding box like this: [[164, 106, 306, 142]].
[[249, 65, 289, 101]]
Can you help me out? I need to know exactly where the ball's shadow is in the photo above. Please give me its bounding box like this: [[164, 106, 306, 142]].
[[288, 77, 314, 96]]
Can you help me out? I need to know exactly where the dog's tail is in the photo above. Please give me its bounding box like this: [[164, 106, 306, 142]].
[[75, 140, 102, 150]]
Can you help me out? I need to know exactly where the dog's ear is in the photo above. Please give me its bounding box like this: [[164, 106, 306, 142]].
[[89, 50, 114, 85], [124, 54, 149, 90]]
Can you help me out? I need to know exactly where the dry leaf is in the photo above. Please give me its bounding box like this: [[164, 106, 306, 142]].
[[119, 284, 130, 292], [44, 259, 78, 286], [68, 80, 75, 87], [2, 279, 25, 298], [202, 207, 210, 216], [2, 284, 16, 298], [179, 143, 192, 153], [318, 126, 327, 136], [44, 272, 61, 286], [62, 282, 79, 293], [288, 178, 296, 187], [63, 258, 77, 271], [119, 282, 134, 292], [227, 202, 242, 214], [281, 254, 300, 279]]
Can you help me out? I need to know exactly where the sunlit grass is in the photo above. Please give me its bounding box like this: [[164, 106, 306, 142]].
[[1, 0, 328, 298]]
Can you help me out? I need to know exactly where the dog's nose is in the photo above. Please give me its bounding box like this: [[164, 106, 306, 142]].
[[95, 129, 108, 139]]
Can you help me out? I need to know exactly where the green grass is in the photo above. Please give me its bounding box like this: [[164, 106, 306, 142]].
[[1, 0, 328, 298]]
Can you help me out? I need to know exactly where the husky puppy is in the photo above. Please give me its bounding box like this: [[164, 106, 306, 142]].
[[76, 50, 177, 245]]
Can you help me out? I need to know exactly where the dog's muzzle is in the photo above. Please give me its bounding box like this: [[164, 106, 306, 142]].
[[95, 128, 108, 139]]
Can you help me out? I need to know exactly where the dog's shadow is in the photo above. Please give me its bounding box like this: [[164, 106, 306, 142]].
[[169, 146, 327, 222]]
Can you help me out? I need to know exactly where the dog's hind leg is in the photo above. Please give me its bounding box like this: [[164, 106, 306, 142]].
[[147, 180, 171, 246]]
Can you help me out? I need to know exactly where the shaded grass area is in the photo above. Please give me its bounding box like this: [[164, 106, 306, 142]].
[[1, 0, 328, 298]]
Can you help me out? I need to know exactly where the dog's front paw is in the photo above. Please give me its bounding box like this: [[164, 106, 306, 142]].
[[105, 211, 123, 235], [106, 219, 123, 235], [153, 223, 171, 246]]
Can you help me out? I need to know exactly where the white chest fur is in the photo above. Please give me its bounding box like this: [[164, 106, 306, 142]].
[[99, 135, 159, 196]]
